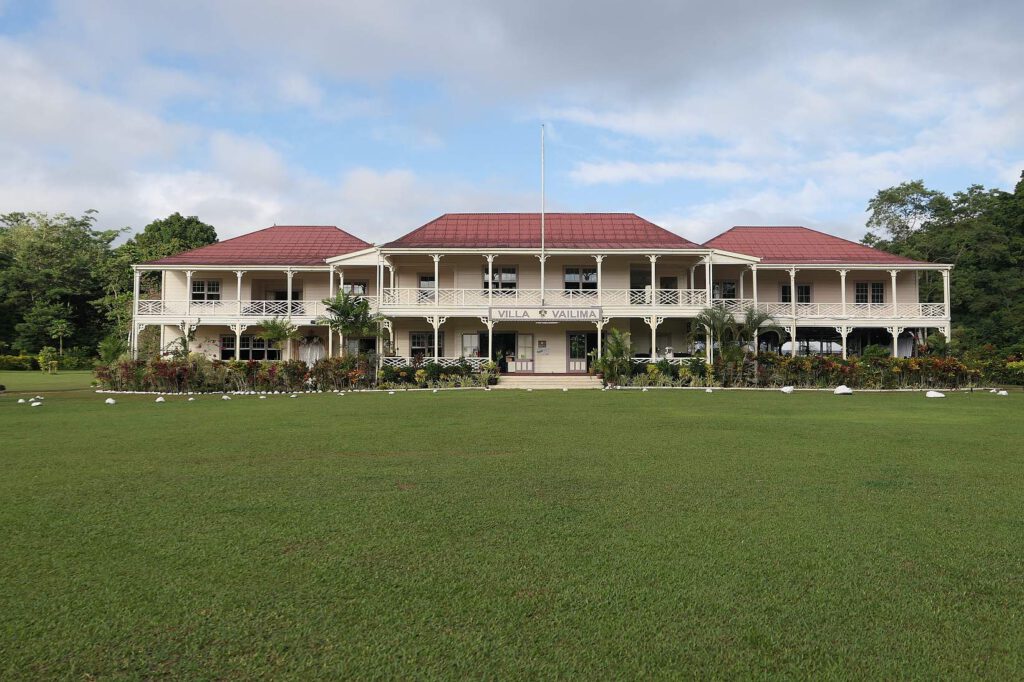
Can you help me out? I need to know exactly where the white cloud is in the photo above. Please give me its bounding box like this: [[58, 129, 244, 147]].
[[570, 160, 755, 184]]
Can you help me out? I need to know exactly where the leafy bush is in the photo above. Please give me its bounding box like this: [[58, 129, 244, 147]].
[[0, 355, 38, 370]]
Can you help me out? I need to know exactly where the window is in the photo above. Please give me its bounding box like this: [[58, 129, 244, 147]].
[[417, 274, 436, 303], [343, 280, 368, 296], [462, 333, 481, 357], [483, 266, 518, 290], [856, 282, 884, 304], [191, 280, 221, 301], [219, 335, 281, 361], [564, 266, 597, 290], [781, 284, 812, 304], [410, 331, 443, 359], [344, 338, 377, 355], [713, 280, 737, 300]]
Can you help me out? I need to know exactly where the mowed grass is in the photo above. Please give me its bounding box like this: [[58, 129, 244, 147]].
[[1, 388, 1023, 679], [0, 370, 94, 393]]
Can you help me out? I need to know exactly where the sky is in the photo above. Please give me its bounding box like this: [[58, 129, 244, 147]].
[[0, 0, 1022, 244]]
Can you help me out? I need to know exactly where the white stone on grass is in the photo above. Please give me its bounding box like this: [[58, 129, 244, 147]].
[[642, 387, 649, 392], [289, 394, 298, 398], [188, 397, 196, 402], [30, 401, 42, 407], [388, 391, 395, 395], [432, 389, 438, 394], [155, 396, 165, 403], [105, 398, 116, 405], [221, 395, 230, 401], [562, 388, 569, 392], [780, 386, 795, 394], [997, 390, 1009, 396], [834, 385, 853, 395], [259, 395, 267, 400], [705, 388, 713, 393], [925, 390, 946, 398], [17, 398, 25, 404]]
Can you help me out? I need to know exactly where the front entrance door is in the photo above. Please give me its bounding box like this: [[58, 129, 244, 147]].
[[567, 331, 598, 373], [487, 332, 517, 373]]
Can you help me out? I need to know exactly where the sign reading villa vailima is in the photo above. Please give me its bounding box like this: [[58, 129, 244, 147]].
[[490, 307, 602, 321]]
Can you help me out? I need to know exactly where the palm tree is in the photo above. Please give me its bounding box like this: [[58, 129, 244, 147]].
[[317, 292, 385, 356], [47, 319, 73, 356], [591, 328, 633, 385], [256, 316, 300, 361], [737, 307, 783, 356], [689, 304, 740, 363]]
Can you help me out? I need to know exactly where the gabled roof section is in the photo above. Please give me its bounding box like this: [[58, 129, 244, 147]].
[[145, 226, 371, 266], [384, 213, 701, 249], [703, 226, 931, 265]]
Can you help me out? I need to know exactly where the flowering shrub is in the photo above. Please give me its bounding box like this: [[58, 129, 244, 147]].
[[94, 354, 495, 392]]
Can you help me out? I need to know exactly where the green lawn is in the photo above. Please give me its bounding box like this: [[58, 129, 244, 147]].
[[0, 370, 95, 393], [2, 389, 1022, 678]]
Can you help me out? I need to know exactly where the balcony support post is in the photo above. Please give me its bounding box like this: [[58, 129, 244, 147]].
[[739, 267, 744, 300], [235, 270, 245, 317], [835, 325, 849, 360], [704, 257, 712, 306], [790, 324, 798, 357], [888, 326, 905, 358], [788, 268, 797, 322], [838, 269, 848, 317], [485, 254, 496, 307], [643, 316, 664, 360], [889, 269, 900, 316], [648, 255, 659, 306], [595, 316, 609, 359], [480, 317, 494, 362], [536, 254, 548, 306], [941, 269, 950, 321], [593, 255, 605, 306], [131, 268, 141, 357], [751, 265, 758, 308], [285, 269, 294, 360], [431, 254, 442, 308], [185, 270, 194, 319], [428, 315, 447, 361]]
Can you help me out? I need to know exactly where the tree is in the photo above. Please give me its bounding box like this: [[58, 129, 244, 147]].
[[737, 307, 782, 355], [591, 328, 633, 385], [317, 292, 385, 355], [864, 173, 1024, 354], [256, 317, 301, 361], [47, 319, 74, 356], [129, 212, 218, 262], [690, 304, 740, 363]]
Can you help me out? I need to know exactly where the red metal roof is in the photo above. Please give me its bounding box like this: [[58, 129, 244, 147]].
[[146, 226, 371, 266], [384, 213, 701, 249], [703, 226, 930, 265]]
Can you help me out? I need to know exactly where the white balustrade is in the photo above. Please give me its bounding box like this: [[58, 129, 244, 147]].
[[381, 356, 487, 370]]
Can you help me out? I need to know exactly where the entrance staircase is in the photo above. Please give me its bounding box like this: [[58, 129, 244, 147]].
[[494, 374, 604, 390]]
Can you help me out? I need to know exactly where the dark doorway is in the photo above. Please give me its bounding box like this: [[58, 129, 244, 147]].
[[481, 331, 517, 372], [567, 331, 599, 373]]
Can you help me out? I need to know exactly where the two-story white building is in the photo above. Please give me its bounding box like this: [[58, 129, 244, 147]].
[[132, 213, 952, 373]]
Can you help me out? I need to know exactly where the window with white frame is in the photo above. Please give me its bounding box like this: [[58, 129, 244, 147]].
[[462, 333, 481, 357], [343, 280, 369, 296], [855, 282, 885, 304], [713, 280, 737, 299], [564, 266, 597, 290], [191, 280, 221, 301], [483, 266, 518, 290], [220, 335, 281, 361], [410, 331, 443, 359], [781, 284, 812, 304]]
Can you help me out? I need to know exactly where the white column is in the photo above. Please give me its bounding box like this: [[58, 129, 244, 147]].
[[751, 265, 758, 308], [704, 257, 712, 306], [389, 264, 395, 289], [596, 318, 606, 358], [131, 269, 141, 357], [739, 268, 745, 300], [889, 269, 899, 316], [888, 326, 903, 357], [235, 324, 242, 361], [942, 269, 951, 321], [648, 255, 659, 306], [838, 269, 848, 317], [338, 269, 345, 295], [788, 268, 797, 320], [235, 270, 245, 316], [538, 255, 548, 305], [327, 268, 335, 358], [790, 325, 798, 357], [185, 270, 194, 318], [836, 326, 849, 360], [594, 255, 605, 305], [432, 254, 441, 307], [485, 254, 495, 306], [285, 269, 294, 361]]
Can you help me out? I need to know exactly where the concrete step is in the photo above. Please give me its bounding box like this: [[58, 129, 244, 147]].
[[494, 374, 603, 390]]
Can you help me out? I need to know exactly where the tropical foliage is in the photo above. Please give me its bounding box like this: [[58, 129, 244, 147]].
[[317, 292, 385, 353]]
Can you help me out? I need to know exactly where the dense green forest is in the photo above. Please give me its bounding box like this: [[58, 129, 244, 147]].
[[1, 173, 1021, 365], [0, 212, 216, 365]]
